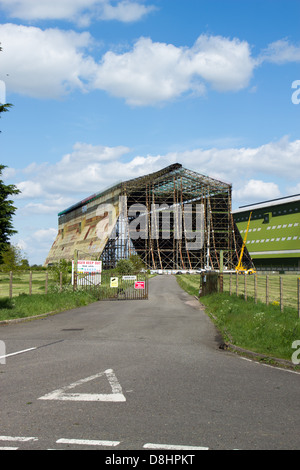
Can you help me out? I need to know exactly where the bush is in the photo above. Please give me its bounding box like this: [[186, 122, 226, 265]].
[[115, 259, 135, 275], [49, 259, 72, 285]]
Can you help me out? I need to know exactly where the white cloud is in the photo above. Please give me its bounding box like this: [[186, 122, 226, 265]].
[[100, 0, 156, 22], [16, 181, 44, 199], [11, 137, 300, 207], [14, 142, 131, 200], [13, 228, 57, 265], [286, 182, 300, 195], [233, 180, 281, 203], [1, 24, 300, 105], [93, 35, 255, 105], [0, 0, 154, 25], [32, 228, 57, 243], [259, 39, 300, 64], [2, 167, 17, 180], [0, 23, 97, 99], [0, 26, 255, 104]]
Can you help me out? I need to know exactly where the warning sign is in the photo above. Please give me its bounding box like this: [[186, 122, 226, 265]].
[[110, 277, 119, 288], [134, 281, 145, 290], [72, 260, 102, 286]]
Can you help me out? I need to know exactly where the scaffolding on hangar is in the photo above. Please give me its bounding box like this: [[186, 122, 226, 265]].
[[46, 164, 252, 271]]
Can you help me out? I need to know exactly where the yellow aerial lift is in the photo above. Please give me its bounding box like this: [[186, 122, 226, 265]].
[[235, 211, 256, 275]]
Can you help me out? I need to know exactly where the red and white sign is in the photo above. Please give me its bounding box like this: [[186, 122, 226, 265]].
[[72, 260, 102, 285], [134, 281, 145, 290]]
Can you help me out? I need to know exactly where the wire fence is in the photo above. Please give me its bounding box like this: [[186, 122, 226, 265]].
[[0, 271, 63, 298], [0, 270, 148, 301], [220, 273, 300, 317]]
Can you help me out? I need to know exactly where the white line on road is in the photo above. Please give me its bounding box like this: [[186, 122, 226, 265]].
[[0, 436, 38, 442], [39, 369, 126, 402], [0, 447, 19, 450], [56, 438, 120, 447], [0, 347, 37, 361], [143, 443, 209, 450], [240, 356, 300, 375]]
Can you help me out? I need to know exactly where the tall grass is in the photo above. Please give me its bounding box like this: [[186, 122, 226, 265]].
[[0, 289, 99, 322], [200, 293, 300, 362], [176, 274, 300, 364]]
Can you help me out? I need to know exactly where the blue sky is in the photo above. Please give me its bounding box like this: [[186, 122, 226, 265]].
[[0, 0, 299, 265]]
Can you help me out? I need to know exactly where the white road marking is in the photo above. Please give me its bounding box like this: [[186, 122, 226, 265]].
[[143, 443, 209, 450], [0, 435, 217, 450], [56, 438, 120, 447], [0, 435, 38, 442], [240, 356, 300, 375], [0, 447, 19, 450], [0, 347, 37, 361], [38, 369, 126, 402]]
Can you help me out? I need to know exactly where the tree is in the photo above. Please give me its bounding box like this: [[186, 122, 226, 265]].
[[0, 46, 19, 261], [49, 259, 72, 285], [0, 165, 20, 260], [115, 258, 135, 275], [128, 254, 145, 272], [0, 244, 28, 271]]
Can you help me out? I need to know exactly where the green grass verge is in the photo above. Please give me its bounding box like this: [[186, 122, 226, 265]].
[[176, 274, 200, 298], [0, 289, 100, 322], [176, 274, 300, 365]]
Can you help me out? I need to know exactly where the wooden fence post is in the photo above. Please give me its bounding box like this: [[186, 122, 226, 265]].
[[29, 271, 32, 296], [236, 273, 238, 296], [60, 272, 63, 292], [266, 275, 269, 306], [254, 274, 257, 304], [219, 273, 223, 293], [9, 271, 13, 299], [280, 276, 283, 313], [45, 272, 48, 295], [244, 275, 247, 301], [229, 273, 232, 295]]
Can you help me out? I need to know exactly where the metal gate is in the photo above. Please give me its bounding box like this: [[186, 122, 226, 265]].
[[75, 271, 148, 301]]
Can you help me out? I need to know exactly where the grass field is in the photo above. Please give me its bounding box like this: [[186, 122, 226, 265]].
[[222, 273, 299, 310], [0, 271, 56, 297]]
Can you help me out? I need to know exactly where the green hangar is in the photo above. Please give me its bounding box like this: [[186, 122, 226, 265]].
[[233, 194, 300, 272]]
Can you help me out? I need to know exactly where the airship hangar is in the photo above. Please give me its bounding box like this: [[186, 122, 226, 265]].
[[45, 163, 253, 272]]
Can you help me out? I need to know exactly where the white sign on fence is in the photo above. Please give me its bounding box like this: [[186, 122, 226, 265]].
[[72, 260, 102, 286]]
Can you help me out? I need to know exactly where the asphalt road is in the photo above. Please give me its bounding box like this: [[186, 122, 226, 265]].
[[0, 275, 299, 451]]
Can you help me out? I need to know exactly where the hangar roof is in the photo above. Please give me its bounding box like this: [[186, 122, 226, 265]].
[[58, 163, 231, 217]]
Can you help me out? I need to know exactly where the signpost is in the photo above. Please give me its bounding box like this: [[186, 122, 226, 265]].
[[134, 281, 145, 290], [110, 277, 119, 288], [72, 260, 102, 286]]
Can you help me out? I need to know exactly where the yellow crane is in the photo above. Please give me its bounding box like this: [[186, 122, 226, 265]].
[[235, 211, 256, 275]]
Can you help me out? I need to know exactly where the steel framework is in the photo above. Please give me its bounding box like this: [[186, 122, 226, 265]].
[[46, 164, 253, 271]]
